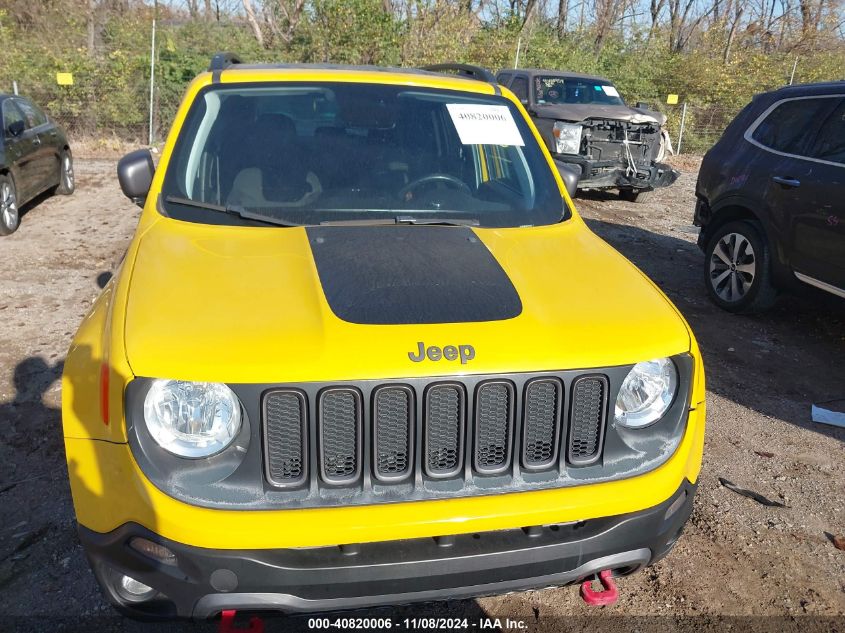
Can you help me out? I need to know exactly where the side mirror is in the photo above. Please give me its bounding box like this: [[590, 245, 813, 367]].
[[635, 101, 652, 110], [6, 120, 25, 138], [554, 160, 581, 198], [117, 149, 155, 207]]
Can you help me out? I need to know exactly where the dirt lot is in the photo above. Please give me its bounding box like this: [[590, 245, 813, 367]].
[[0, 158, 843, 632]]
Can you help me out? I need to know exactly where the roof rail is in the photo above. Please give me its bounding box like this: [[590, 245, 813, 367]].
[[209, 52, 243, 72], [421, 63, 497, 84]]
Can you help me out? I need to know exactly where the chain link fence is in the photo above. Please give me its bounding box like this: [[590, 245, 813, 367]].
[[633, 96, 741, 156]]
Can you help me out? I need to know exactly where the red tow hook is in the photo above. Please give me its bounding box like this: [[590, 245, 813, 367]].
[[580, 569, 619, 606], [220, 610, 265, 633]]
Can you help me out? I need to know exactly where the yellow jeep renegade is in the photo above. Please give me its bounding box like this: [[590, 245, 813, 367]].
[[62, 54, 705, 619]]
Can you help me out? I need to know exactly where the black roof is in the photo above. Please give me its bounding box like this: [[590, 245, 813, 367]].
[[497, 68, 611, 83], [767, 80, 845, 96]]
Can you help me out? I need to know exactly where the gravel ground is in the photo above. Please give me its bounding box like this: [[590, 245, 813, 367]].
[[0, 157, 843, 632]]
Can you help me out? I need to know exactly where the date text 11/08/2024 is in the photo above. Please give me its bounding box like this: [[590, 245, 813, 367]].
[[305, 617, 528, 630]]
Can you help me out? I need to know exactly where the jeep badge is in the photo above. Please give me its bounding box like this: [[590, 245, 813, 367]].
[[408, 342, 475, 365]]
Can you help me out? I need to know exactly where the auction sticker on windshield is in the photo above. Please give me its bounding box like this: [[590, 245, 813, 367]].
[[601, 85, 620, 97], [446, 104, 524, 146]]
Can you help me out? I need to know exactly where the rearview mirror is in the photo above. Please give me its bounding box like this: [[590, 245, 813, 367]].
[[6, 120, 24, 138], [117, 149, 155, 207], [554, 160, 581, 198]]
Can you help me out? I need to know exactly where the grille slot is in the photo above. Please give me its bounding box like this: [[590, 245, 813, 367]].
[[373, 386, 413, 482], [318, 388, 362, 484], [522, 378, 562, 470], [474, 381, 514, 474], [567, 376, 608, 466], [263, 390, 307, 487], [424, 384, 465, 478]]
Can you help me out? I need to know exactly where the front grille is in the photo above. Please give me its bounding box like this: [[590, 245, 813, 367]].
[[263, 371, 610, 495], [263, 390, 307, 486], [567, 376, 608, 465], [373, 386, 413, 482], [425, 384, 465, 478], [474, 382, 513, 474], [522, 379, 562, 470], [318, 388, 361, 484]]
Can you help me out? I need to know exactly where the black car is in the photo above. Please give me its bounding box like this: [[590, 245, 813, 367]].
[[495, 68, 677, 202], [0, 94, 74, 235], [695, 82, 845, 313]]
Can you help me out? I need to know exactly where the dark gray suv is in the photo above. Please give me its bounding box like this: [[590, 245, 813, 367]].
[[695, 82, 845, 313]]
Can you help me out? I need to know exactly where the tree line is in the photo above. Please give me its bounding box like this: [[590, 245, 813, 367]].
[[0, 0, 842, 145]]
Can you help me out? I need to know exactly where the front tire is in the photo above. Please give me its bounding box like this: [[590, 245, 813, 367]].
[[0, 174, 20, 236], [704, 220, 778, 313], [55, 149, 75, 195], [619, 188, 654, 203]]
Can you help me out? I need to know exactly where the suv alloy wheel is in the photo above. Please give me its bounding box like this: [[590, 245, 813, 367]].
[[704, 220, 777, 313]]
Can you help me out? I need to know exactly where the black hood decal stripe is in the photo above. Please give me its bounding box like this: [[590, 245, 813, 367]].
[[306, 226, 522, 325]]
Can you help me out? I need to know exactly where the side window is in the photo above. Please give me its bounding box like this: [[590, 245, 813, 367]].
[[510, 77, 528, 103], [2, 101, 25, 135], [16, 99, 47, 128], [496, 73, 512, 86], [807, 99, 845, 165], [751, 98, 832, 155]]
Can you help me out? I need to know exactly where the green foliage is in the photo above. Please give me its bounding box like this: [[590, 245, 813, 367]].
[[1, 2, 843, 149]]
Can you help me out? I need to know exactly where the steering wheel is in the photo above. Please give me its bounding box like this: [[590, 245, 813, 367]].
[[398, 173, 472, 200]]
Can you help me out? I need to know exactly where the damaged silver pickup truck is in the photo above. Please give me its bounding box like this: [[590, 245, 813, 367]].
[[496, 68, 678, 202]]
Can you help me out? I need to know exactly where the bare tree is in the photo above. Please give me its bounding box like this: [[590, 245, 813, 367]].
[[594, 0, 625, 53], [243, 0, 265, 46], [87, 0, 96, 56], [723, 0, 747, 60], [649, 0, 668, 40], [668, 0, 714, 51], [557, 0, 569, 36], [264, 0, 307, 45]]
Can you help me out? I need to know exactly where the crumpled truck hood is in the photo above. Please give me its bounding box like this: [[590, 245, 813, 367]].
[[533, 103, 666, 126], [123, 217, 689, 383]]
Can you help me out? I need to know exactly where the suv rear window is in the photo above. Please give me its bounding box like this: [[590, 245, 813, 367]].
[[161, 82, 564, 228], [751, 98, 830, 154], [808, 99, 845, 164]]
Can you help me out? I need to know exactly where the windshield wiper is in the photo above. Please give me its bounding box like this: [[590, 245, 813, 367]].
[[319, 215, 480, 227], [164, 196, 302, 227], [395, 215, 480, 226]]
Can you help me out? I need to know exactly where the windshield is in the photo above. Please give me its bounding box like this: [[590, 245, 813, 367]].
[[160, 82, 565, 228], [534, 76, 625, 107]]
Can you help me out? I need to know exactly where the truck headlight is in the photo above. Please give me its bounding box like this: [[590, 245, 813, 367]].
[[614, 358, 677, 428], [553, 122, 583, 155], [143, 379, 241, 458]]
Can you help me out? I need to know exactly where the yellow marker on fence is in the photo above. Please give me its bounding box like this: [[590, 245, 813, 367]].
[[666, 94, 679, 105], [56, 73, 74, 86]]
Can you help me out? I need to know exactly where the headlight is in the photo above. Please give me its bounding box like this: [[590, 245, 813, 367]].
[[614, 358, 677, 428], [553, 122, 583, 155], [143, 380, 241, 458]]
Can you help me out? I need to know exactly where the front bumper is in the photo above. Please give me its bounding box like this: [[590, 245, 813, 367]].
[[81, 479, 697, 619], [554, 155, 679, 191]]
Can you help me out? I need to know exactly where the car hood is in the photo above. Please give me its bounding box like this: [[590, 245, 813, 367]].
[[123, 217, 690, 383], [534, 103, 666, 126]]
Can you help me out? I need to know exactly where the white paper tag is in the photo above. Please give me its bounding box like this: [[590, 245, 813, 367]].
[[446, 104, 525, 146], [601, 85, 620, 97]]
